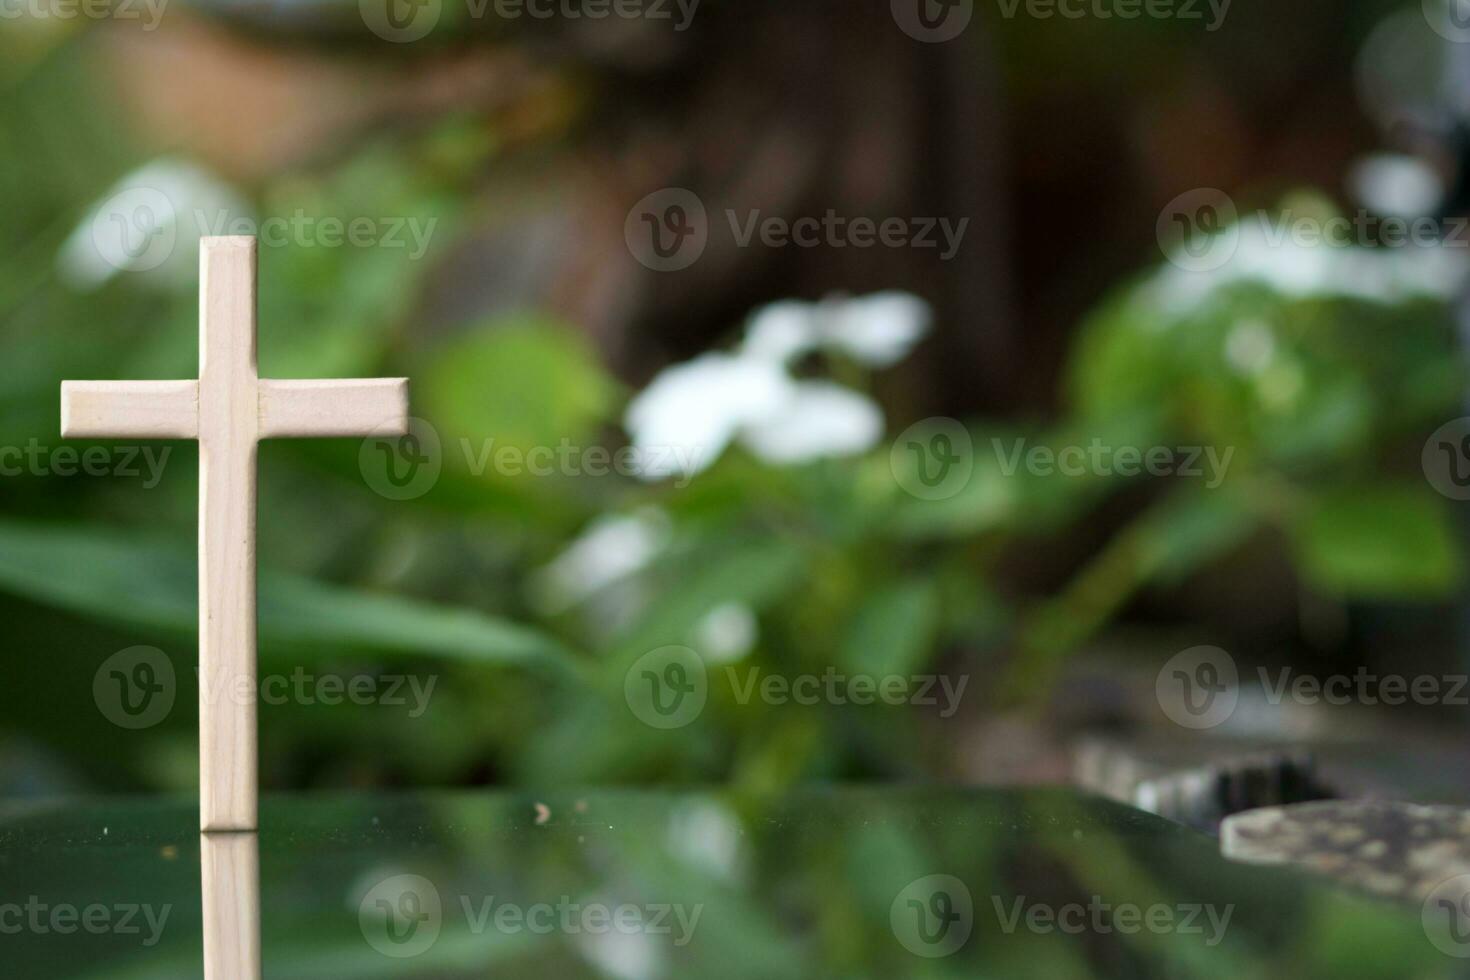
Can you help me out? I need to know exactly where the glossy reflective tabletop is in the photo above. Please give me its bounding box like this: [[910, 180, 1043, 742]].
[[0, 788, 1456, 978]]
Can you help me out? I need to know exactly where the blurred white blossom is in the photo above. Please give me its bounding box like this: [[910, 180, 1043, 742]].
[[810, 291, 933, 367], [667, 801, 745, 882], [625, 292, 928, 481], [1150, 211, 1466, 315], [529, 509, 670, 613], [691, 602, 757, 663], [58, 158, 250, 291], [739, 292, 931, 367], [625, 353, 795, 481], [739, 381, 883, 464], [1350, 153, 1442, 219], [574, 912, 664, 980], [741, 301, 817, 363]]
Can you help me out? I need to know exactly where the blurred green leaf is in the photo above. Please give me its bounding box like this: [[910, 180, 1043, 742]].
[[614, 535, 806, 658], [840, 580, 939, 678], [1290, 485, 1461, 599], [420, 315, 619, 476], [0, 521, 580, 673]]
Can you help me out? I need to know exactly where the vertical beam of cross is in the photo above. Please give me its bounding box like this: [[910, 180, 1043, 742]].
[[61, 236, 409, 832], [201, 832, 260, 978]]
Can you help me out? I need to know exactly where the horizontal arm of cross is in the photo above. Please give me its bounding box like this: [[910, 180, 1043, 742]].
[[257, 378, 408, 439], [61, 377, 408, 441], [60, 380, 200, 439]]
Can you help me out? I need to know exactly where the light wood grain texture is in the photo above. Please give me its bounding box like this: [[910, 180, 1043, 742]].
[[198, 237, 260, 834], [60, 381, 199, 439], [258, 378, 409, 439], [58, 236, 411, 836], [201, 832, 261, 980]]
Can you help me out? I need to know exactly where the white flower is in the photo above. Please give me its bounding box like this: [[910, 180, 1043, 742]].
[[691, 602, 757, 662], [741, 301, 817, 363], [529, 509, 670, 612], [58, 157, 251, 291], [624, 293, 923, 482], [738, 291, 932, 367], [740, 381, 884, 463], [625, 353, 795, 481], [814, 291, 933, 367], [1148, 210, 1467, 314], [1350, 154, 1441, 219], [667, 801, 745, 881], [574, 911, 664, 980]]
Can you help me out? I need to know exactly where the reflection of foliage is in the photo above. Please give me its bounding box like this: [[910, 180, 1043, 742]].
[[0, 789, 1452, 979]]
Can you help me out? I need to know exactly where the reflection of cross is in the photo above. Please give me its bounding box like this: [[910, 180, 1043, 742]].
[[61, 237, 409, 831]]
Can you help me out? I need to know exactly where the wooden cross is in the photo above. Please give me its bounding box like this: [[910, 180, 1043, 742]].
[[60, 237, 409, 832]]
